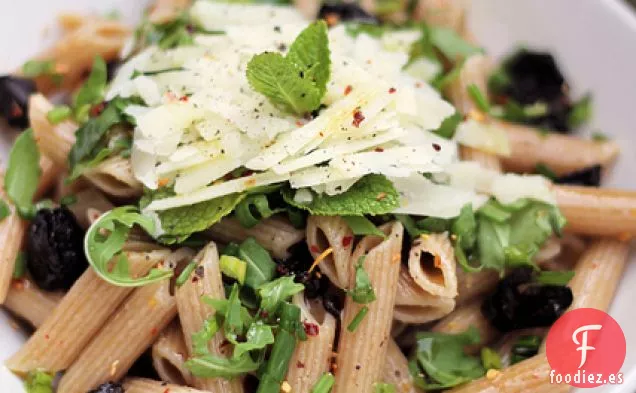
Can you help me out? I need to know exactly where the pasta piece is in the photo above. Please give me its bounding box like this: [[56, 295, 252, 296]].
[[432, 299, 499, 354], [206, 216, 305, 260], [6, 250, 170, 373], [306, 215, 354, 288], [124, 378, 208, 393], [394, 267, 455, 324], [84, 155, 144, 199], [36, 155, 60, 199], [152, 322, 194, 386], [4, 279, 63, 328], [408, 233, 458, 298], [455, 268, 499, 306], [58, 279, 179, 393], [448, 354, 569, 393], [446, 54, 493, 117], [67, 187, 114, 229], [149, 0, 192, 23], [333, 222, 403, 393], [175, 242, 244, 393], [382, 339, 422, 393], [0, 206, 28, 304], [495, 328, 547, 367], [286, 294, 337, 393], [30, 94, 76, 169], [568, 238, 630, 311], [25, 16, 130, 94], [554, 185, 636, 237], [413, 0, 466, 35], [499, 121, 620, 175]]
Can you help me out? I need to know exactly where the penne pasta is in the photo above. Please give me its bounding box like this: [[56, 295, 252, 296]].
[[6, 250, 170, 373], [67, 187, 115, 229], [413, 0, 466, 35], [554, 185, 636, 237], [498, 121, 620, 176], [206, 216, 305, 260], [123, 378, 209, 393], [394, 267, 455, 324], [83, 155, 144, 199], [306, 215, 354, 288], [175, 242, 244, 393], [333, 222, 403, 393], [432, 299, 499, 353], [0, 206, 28, 304], [407, 233, 458, 298], [58, 279, 178, 393], [286, 294, 337, 393], [3, 279, 63, 328], [149, 0, 192, 24], [152, 322, 194, 386], [382, 338, 422, 393], [455, 268, 499, 306]]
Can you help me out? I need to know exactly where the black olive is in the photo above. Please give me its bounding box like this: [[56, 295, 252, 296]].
[[27, 207, 88, 290], [481, 268, 573, 332], [0, 76, 36, 128], [318, 3, 378, 25], [88, 382, 125, 393], [106, 61, 121, 82], [555, 164, 602, 187]]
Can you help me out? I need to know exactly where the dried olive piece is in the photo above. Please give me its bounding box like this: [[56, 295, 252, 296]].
[[26, 207, 88, 290], [0, 76, 36, 128], [88, 382, 125, 393], [555, 164, 602, 187], [318, 3, 378, 25], [481, 268, 573, 332]]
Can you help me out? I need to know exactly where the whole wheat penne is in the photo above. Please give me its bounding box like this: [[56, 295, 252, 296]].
[[413, 0, 466, 35], [554, 185, 636, 237], [29, 94, 76, 168], [448, 354, 569, 393], [432, 299, 499, 353], [152, 322, 194, 386], [84, 155, 144, 199], [382, 339, 422, 393], [3, 279, 63, 328], [0, 206, 28, 304], [58, 279, 178, 393], [568, 238, 630, 311], [6, 250, 170, 373], [408, 233, 457, 297], [206, 216, 305, 260], [124, 378, 209, 393], [175, 242, 244, 393], [499, 121, 620, 175], [67, 187, 114, 229], [495, 328, 547, 367], [306, 215, 354, 288], [394, 267, 455, 324], [286, 294, 337, 393], [455, 268, 499, 306], [149, 0, 192, 23], [333, 222, 403, 393]]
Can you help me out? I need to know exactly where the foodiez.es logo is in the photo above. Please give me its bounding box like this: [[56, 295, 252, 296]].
[[546, 308, 626, 388]]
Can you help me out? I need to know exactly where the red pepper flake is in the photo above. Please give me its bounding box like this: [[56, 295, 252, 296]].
[[344, 85, 353, 96], [415, 82, 423, 88], [44, 334, 50, 340], [163, 389, 170, 393], [342, 236, 353, 247], [352, 108, 365, 128], [179, 95, 189, 102], [260, 310, 270, 319], [296, 361, 305, 368], [151, 327, 158, 336], [432, 143, 441, 151], [388, 87, 396, 94], [303, 322, 320, 336], [374, 147, 384, 152], [11, 102, 23, 118], [310, 245, 320, 254], [319, 131, 325, 137], [296, 120, 304, 127], [325, 13, 340, 27], [89, 102, 105, 117]]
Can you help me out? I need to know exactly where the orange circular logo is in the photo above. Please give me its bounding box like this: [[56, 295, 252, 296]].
[[545, 308, 626, 388]]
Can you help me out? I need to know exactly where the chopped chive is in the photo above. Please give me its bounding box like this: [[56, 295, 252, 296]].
[[60, 194, 78, 206], [591, 132, 609, 142], [568, 94, 592, 129], [536, 270, 575, 286], [347, 306, 369, 332], [466, 83, 491, 112], [311, 372, 335, 393], [176, 261, 198, 287], [480, 347, 502, 370], [219, 255, 247, 284], [535, 163, 557, 181], [13, 252, 27, 279], [46, 105, 72, 124], [0, 200, 10, 222]]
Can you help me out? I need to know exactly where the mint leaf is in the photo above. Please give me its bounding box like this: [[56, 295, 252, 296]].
[[282, 174, 399, 216], [247, 21, 330, 115], [24, 370, 54, 393], [5, 129, 41, 216], [257, 276, 304, 315]]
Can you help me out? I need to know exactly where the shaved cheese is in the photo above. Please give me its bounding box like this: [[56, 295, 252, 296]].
[[454, 119, 511, 156], [135, 103, 205, 156], [175, 156, 242, 194], [190, 1, 306, 30]]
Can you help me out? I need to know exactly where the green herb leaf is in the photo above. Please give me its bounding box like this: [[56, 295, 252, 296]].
[[5, 129, 41, 216], [348, 256, 376, 304], [417, 216, 452, 233], [247, 21, 330, 115], [84, 206, 172, 286], [68, 136, 132, 181], [480, 347, 502, 370], [176, 260, 197, 287], [511, 335, 541, 364], [24, 370, 54, 393], [46, 105, 72, 124], [431, 111, 462, 139], [410, 326, 485, 390], [231, 322, 275, 359], [477, 200, 512, 223], [219, 255, 247, 284], [257, 276, 304, 315], [73, 57, 108, 123], [429, 27, 482, 60], [395, 214, 424, 238], [13, 252, 27, 279], [466, 83, 491, 113], [452, 204, 477, 250], [535, 163, 557, 181], [283, 175, 399, 216], [477, 218, 509, 270], [22, 60, 63, 85], [536, 270, 575, 286], [342, 216, 385, 238], [235, 194, 285, 228], [374, 383, 396, 393], [568, 94, 592, 129], [233, 238, 277, 289], [346, 305, 369, 332], [185, 353, 259, 379], [311, 373, 336, 393], [591, 132, 609, 142], [0, 199, 10, 222], [60, 194, 78, 206], [192, 316, 219, 356]]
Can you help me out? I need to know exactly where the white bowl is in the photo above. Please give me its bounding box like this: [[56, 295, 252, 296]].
[[0, 0, 635, 392]]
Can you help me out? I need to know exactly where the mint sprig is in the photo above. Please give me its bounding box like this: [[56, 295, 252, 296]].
[[247, 21, 330, 116]]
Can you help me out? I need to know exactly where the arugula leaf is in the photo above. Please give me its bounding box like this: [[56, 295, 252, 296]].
[[311, 373, 335, 393], [22, 60, 63, 85], [192, 316, 219, 356], [73, 57, 108, 123], [231, 322, 275, 359], [477, 218, 509, 270], [24, 370, 54, 393], [429, 27, 483, 60], [283, 175, 399, 216], [0, 199, 10, 222], [231, 238, 277, 289], [5, 129, 41, 216], [568, 94, 592, 129], [257, 276, 304, 315], [452, 204, 477, 250], [185, 353, 259, 379], [247, 21, 330, 115], [409, 326, 485, 390], [348, 256, 376, 304], [342, 216, 386, 238], [235, 194, 285, 228], [536, 270, 575, 286], [13, 252, 26, 279], [219, 255, 247, 284], [374, 383, 396, 393], [431, 111, 462, 139], [84, 206, 173, 286]]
